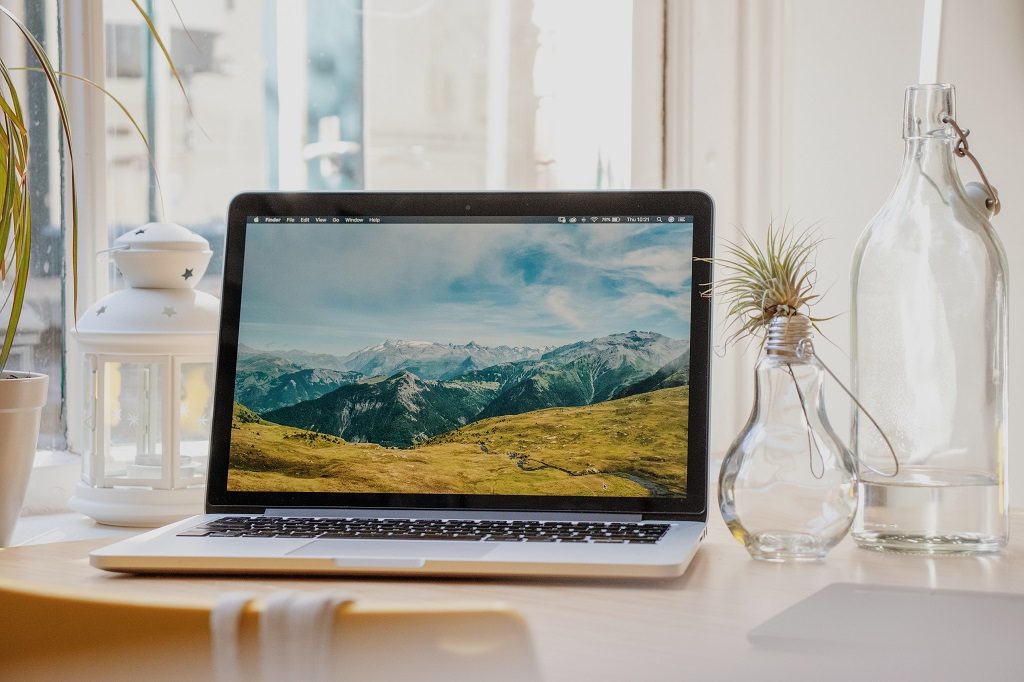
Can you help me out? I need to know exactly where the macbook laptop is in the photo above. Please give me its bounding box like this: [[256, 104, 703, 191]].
[[92, 191, 713, 578]]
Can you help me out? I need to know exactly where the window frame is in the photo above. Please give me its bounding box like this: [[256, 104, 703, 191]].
[[60, 0, 109, 457]]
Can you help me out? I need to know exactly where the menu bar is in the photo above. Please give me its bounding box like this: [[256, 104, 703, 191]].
[[247, 215, 694, 225]]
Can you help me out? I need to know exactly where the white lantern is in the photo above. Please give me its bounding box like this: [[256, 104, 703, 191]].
[[69, 223, 219, 526]]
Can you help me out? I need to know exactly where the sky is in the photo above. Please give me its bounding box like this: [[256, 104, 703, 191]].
[[238, 220, 693, 355]]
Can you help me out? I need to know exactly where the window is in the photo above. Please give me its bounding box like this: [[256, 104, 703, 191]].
[[23, 0, 1024, 503], [0, 0, 64, 451], [5, 0, 660, 458], [101, 0, 643, 297]]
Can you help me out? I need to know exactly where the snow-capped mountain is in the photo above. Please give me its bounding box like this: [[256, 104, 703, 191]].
[[543, 331, 688, 367], [234, 339, 542, 412], [614, 350, 690, 399], [473, 332, 689, 419], [336, 339, 550, 380], [261, 331, 690, 446], [234, 348, 362, 413], [264, 370, 499, 447]]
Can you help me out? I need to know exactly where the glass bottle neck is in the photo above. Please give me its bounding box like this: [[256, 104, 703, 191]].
[[892, 83, 965, 203], [893, 135, 963, 198]]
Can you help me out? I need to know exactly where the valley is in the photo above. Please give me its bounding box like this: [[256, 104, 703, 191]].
[[228, 386, 689, 496]]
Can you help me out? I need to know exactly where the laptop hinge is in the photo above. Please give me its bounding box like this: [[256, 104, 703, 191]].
[[264, 508, 644, 522]]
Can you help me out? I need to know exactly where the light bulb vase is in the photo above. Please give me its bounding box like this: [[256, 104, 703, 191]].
[[719, 315, 858, 561]]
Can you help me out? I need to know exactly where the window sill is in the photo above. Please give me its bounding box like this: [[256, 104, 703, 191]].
[[22, 450, 81, 516], [10, 511, 138, 547], [12, 452, 132, 548]]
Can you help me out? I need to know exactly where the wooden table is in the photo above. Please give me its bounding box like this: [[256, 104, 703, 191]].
[[2, 513, 1022, 681]]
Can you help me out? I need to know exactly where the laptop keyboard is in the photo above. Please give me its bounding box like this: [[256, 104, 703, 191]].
[[177, 516, 671, 544]]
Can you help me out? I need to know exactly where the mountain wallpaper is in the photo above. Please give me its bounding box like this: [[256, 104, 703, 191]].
[[229, 220, 693, 497]]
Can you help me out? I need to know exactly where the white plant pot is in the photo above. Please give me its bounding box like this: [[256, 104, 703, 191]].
[[0, 371, 48, 547]]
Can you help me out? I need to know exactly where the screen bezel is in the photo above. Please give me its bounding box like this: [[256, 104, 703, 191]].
[[206, 191, 712, 520]]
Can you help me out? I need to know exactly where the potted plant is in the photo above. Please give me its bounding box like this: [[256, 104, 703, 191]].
[[0, 4, 180, 545]]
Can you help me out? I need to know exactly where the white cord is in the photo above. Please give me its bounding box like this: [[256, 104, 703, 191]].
[[212, 590, 354, 682], [210, 591, 257, 682], [918, 0, 943, 83], [260, 590, 354, 682]]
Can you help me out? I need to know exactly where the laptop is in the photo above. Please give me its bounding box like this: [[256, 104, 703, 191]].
[[92, 191, 713, 578]]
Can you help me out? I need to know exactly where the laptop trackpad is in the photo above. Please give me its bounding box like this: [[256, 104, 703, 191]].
[[288, 539, 498, 561]]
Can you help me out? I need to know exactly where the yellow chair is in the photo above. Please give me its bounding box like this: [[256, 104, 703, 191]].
[[0, 577, 540, 681]]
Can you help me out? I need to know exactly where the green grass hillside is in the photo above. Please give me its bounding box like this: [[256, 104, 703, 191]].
[[228, 386, 688, 497]]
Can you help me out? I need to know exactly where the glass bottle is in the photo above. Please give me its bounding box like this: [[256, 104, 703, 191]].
[[850, 84, 1009, 554], [719, 315, 858, 561]]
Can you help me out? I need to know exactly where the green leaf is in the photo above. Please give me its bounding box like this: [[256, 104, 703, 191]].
[[0, 3, 75, 366], [129, 0, 204, 133], [1, 2, 184, 372], [699, 221, 827, 350]]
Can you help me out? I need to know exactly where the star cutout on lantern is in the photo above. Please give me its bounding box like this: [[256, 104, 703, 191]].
[[126, 412, 139, 427], [96, 306, 107, 316], [199, 415, 209, 427], [135, 228, 147, 235], [162, 306, 178, 318], [182, 268, 194, 280]]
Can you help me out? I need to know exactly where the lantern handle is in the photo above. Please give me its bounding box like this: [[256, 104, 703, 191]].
[[95, 244, 130, 257]]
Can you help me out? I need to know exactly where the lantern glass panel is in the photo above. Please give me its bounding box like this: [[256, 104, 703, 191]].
[[103, 361, 165, 481], [178, 361, 214, 483], [83, 356, 98, 483]]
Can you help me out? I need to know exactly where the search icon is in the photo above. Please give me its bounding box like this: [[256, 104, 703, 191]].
[[656, 217, 663, 222]]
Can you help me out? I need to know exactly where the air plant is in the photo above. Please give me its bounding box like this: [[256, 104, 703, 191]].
[[0, 2, 186, 373], [700, 222, 830, 349]]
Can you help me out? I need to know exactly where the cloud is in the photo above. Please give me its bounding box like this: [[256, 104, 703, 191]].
[[621, 291, 691, 321], [544, 287, 584, 329], [238, 220, 694, 353], [615, 246, 692, 290], [241, 223, 521, 316]]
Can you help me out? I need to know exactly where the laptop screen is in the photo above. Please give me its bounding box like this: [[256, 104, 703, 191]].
[[226, 212, 694, 500]]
